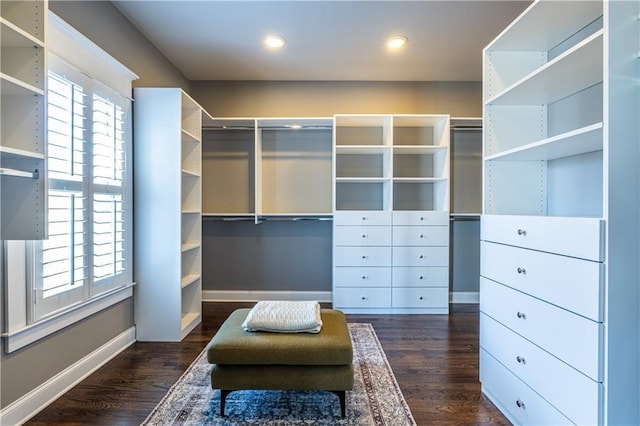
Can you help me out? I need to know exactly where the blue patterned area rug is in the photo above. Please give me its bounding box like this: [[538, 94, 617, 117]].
[[142, 323, 416, 425]]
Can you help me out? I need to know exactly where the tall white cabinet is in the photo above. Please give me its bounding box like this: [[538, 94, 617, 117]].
[[1, 0, 47, 240], [480, 1, 639, 424], [333, 114, 451, 314], [134, 88, 210, 341]]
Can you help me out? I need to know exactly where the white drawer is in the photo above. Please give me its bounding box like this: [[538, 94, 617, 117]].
[[334, 246, 391, 267], [392, 287, 448, 308], [481, 214, 604, 261], [481, 241, 603, 321], [392, 246, 448, 267], [392, 225, 449, 246], [480, 277, 601, 381], [392, 210, 449, 226], [333, 287, 391, 308], [334, 225, 391, 246], [481, 313, 600, 425], [334, 267, 391, 287], [392, 266, 448, 287], [480, 349, 574, 426], [334, 211, 391, 226]]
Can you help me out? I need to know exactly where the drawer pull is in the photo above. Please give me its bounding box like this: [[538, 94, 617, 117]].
[[419, 276, 424, 280], [516, 399, 526, 410], [419, 296, 424, 300], [420, 234, 424, 238], [517, 228, 527, 236], [362, 234, 367, 238], [361, 276, 368, 280], [516, 311, 526, 319], [362, 255, 367, 259], [419, 255, 424, 259], [517, 267, 526, 274], [361, 216, 367, 221], [420, 217, 424, 221], [361, 296, 367, 300], [516, 355, 526, 364]]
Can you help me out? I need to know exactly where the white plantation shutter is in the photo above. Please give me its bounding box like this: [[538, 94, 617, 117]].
[[32, 59, 132, 321]]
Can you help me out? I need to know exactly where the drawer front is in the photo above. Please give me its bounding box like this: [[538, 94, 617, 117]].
[[334, 225, 391, 246], [480, 349, 574, 426], [334, 267, 391, 287], [392, 246, 449, 267], [392, 210, 449, 226], [481, 214, 604, 261], [480, 277, 601, 381], [334, 246, 392, 267], [481, 241, 603, 321], [392, 266, 448, 287], [392, 225, 449, 246], [481, 313, 600, 425], [392, 287, 448, 308], [333, 287, 391, 308], [334, 211, 391, 226]]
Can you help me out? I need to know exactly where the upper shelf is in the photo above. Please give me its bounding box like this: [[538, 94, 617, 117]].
[[0, 145, 45, 160], [1, 18, 45, 49], [486, 30, 603, 106], [485, 122, 603, 162], [485, 0, 602, 52]]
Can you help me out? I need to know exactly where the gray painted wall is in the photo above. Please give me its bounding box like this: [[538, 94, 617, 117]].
[[1, 1, 189, 410]]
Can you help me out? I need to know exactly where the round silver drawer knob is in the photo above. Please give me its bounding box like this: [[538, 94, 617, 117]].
[[361, 296, 366, 300], [362, 234, 367, 238], [362, 255, 367, 259], [419, 255, 424, 259], [419, 276, 424, 280], [362, 276, 367, 280], [517, 267, 526, 274], [516, 399, 526, 409], [516, 311, 526, 319], [517, 228, 527, 236], [516, 355, 526, 364], [419, 296, 424, 300], [420, 234, 424, 238]]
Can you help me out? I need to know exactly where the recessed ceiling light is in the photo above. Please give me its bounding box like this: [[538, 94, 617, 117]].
[[386, 35, 408, 50], [264, 35, 286, 49]]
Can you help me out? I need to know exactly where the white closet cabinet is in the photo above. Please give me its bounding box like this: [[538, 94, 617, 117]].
[[480, 1, 639, 424], [333, 114, 450, 314], [134, 88, 210, 341], [1, 0, 47, 239], [202, 117, 333, 221]]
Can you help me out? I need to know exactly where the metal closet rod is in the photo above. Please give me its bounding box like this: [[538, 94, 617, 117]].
[[203, 125, 333, 130]]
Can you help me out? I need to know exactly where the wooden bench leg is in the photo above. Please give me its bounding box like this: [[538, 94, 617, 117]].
[[330, 390, 346, 418], [220, 389, 231, 416]]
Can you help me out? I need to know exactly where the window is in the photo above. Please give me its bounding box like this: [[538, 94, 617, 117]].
[[1, 13, 138, 352], [31, 63, 131, 321]]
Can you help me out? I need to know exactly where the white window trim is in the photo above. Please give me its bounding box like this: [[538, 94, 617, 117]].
[[1, 12, 138, 353], [1, 285, 134, 353]]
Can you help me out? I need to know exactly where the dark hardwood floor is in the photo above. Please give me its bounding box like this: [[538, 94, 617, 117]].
[[26, 302, 509, 425]]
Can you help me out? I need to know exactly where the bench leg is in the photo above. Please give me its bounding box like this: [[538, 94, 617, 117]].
[[220, 389, 231, 416], [330, 390, 346, 418]]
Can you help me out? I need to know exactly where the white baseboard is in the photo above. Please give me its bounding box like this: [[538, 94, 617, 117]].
[[450, 291, 479, 304], [202, 290, 332, 303], [0, 327, 136, 426]]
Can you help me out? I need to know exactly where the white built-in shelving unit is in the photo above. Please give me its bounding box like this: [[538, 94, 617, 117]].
[[480, 1, 639, 424], [333, 114, 451, 314], [201, 117, 333, 222], [133, 88, 211, 341], [1, 0, 47, 239]]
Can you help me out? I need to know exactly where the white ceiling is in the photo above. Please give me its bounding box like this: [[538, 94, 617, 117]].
[[112, 0, 532, 82]]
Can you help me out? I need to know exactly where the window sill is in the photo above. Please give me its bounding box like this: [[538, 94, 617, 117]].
[[1, 284, 135, 353]]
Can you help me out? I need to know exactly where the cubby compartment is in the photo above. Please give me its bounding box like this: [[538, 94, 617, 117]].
[[202, 121, 256, 215], [181, 173, 200, 212], [335, 115, 392, 147], [1, 1, 46, 42], [181, 131, 201, 176], [336, 147, 390, 179], [181, 211, 201, 246], [181, 246, 201, 286], [393, 148, 447, 179], [393, 181, 448, 211], [336, 181, 390, 211]]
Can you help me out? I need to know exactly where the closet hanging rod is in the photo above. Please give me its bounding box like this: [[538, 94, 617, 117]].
[[451, 126, 483, 131], [0, 168, 39, 179]]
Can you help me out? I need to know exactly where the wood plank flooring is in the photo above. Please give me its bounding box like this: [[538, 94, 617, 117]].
[[26, 302, 509, 425]]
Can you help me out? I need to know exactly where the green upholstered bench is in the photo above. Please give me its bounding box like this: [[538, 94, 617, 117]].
[[206, 308, 354, 417]]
